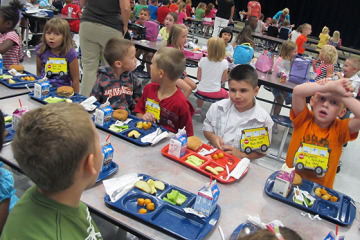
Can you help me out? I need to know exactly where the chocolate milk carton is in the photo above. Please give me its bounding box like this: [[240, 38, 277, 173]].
[[34, 81, 50, 99], [94, 106, 113, 128], [272, 164, 295, 197], [168, 128, 187, 158], [12, 107, 29, 130], [194, 180, 220, 217], [101, 140, 114, 172]]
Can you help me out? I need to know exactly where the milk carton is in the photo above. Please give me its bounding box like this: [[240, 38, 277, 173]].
[[94, 106, 113, 128], [34, 81, 50, 99], [194, 180, 220, 217], [101, 140, 114, 172], [168, 128, 187, 158], [12, 107, 29, 130], [272, 164, 295, 197]]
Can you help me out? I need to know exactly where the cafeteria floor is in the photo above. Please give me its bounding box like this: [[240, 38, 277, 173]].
[[6, 33, 360, 239]]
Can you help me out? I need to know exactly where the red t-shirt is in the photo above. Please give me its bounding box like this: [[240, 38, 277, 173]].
[[61, 4, 81, 33], [185, 5, 192, 17], [296, 34, 307, 54], [247, 1, 261, 19], [157, 6, 171, 25], [134, 83, 194, 136]]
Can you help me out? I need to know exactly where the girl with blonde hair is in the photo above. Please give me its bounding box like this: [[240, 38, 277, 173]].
[[317, 26, 330, 49]]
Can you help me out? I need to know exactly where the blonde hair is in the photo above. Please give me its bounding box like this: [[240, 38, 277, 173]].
[[302, 23, 311, 31], [347, 57, 360, 70], [38, 18, 73, 55], [167, 24, 187, 49], [207, 37, 225, 62], [280, 40, 297, 61], [321, 45, 338, 64], [332, 31, 340, 43], [12, 103, 95, 193], [197, 2, 206, 9], [185, 0, 192, 4], [321, 26, 329, 34], [178, 2, 186, 13], [154, 47, 186, 81], [283, 8, 289, 15]]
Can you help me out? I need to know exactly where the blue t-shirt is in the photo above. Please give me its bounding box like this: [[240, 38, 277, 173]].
[[0, 162, 18, 212], [148, 5, 158, 20]]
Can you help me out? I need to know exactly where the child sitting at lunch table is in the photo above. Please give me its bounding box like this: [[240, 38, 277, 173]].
[[134, 8, 152, 72], [203, 65, 273, 160], [91, 38, 142, 112], [134, 47, 194, 136], [1, 102, 103, 239], [285, 78, 360, 189]]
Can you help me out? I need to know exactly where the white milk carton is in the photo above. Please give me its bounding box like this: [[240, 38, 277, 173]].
[[94, 106, 113, 128], [101, 140, 114, 172], [272, 164, 295, 198], [168, 128, 187, 158], [34, 81, 50, 99], [12, 107, 29, 131], [194, 180, 220, 217]]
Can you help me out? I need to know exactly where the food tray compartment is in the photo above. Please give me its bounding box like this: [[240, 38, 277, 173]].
[[93, 115, 168, 146], [4, 125, 15, 143], [0, 70, 39, 89], [200, 161, 228, 178], [104, 174, 221, 240], [264, 171, 356, 226], [96, 161, 118, 183], [161, 144, 245, 184]]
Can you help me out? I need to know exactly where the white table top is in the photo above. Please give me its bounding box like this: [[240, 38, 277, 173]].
[[0, 84, 30, 100], [0, 95, 359, 239]]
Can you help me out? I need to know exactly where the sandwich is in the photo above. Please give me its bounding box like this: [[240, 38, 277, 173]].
[[8, 64, 24, 73], [56, 86, 74, 98]]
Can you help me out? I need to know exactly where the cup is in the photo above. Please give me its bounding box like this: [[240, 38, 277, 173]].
[[68, 7, 73, 17]]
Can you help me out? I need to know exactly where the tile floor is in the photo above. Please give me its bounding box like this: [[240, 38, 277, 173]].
[[3, 32, 360, 240]]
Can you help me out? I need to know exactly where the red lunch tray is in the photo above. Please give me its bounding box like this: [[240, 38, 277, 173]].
[[161, 143, 248, 184]]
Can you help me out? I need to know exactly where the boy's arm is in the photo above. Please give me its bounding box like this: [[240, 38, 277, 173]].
[[204, 131, 224, 150], [342, 96, 360, 134]]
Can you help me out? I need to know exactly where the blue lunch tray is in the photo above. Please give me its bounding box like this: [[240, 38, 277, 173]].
[[93, 115, 168, 147], [0, 69, 39, 89], [4, 125, 15, 143], [96, 161, 118, 183], [264, 171, 356, 226], [28, 87, 100, 110], [104, 174, 221, 240]]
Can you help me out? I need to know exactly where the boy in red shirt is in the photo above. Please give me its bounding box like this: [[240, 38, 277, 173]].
[[157, 0, 171, 25], [61, 0, 82, 33], [134, 47, 194, 135], [296, 23, 312, 55]]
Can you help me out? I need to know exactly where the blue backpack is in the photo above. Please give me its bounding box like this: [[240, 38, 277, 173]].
[[233, 43, 254, 65]]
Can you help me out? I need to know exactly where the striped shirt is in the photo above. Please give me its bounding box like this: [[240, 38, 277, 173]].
[[0, 31, 22, 68]]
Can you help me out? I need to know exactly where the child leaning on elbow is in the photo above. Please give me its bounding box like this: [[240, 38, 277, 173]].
[[285, 79, 360, 189], [203, 65, 274, 160]]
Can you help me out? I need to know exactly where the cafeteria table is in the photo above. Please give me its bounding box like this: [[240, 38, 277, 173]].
[[0, 84, 30, 100], [1, 95, 359, 240]]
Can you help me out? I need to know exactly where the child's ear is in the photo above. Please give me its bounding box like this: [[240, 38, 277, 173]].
[[253, 86, 259, 96], [114, 60, 122, 68], [159, 69, 165, 78], [337, 108, 347, 118], [82, 153, 97, 176], [5, 21, 12, 29]]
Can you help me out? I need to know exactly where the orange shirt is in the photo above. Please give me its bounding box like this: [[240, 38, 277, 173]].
[[296, 34, 307, 54], [285, 106, 358, 188], [169, 3, 178, 13]]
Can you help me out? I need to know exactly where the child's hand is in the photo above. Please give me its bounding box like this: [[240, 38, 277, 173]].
[[222, 145, 243, 158], [332, 78, 354, 96], [142, 112, 157, 123], [213, 136, 224, 150]]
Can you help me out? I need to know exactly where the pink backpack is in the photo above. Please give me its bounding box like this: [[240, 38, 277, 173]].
[[144, 21, 159, 41]]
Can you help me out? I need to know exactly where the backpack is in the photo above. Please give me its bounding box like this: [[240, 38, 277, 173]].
[[144, 20, 159, 41], [288, 55, 311, 84], [233, 43, 254, 65]]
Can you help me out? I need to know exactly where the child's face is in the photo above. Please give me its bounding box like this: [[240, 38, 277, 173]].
[[229, 80, 259, 112], [303, 26, 312, 36], [343, 59, 358, 78], [120, 46, 137, 72], [165, 15, 175, 28], [150, 54, 161, 82], [45, 30, 64, 50], [176, 28, 188, 48], [221, 32, 232, 43], [139, 11, 150, 24], [310, 93, 346, 127]]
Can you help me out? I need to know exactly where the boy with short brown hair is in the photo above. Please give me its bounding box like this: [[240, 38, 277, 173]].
[[1, 102, 103, 239], [286, 79, 360, 188], [91, 37, 142, 112], [134, 47, 194, 136]]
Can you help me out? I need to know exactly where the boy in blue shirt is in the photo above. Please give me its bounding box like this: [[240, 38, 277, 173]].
[[148, 0, 158, 20]]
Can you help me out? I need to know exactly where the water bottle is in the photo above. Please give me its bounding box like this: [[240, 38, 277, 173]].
[[0, 54, 3, 79]]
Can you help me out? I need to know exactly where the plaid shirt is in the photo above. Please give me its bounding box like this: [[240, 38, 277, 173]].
[[91, 66, 142, 112]]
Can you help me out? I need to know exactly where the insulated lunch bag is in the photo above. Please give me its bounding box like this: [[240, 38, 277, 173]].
[[144, 20, 159, 41], [233, 43, 254, 65], [288, 55, 311, 84], [255, 51, 274, 73]]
